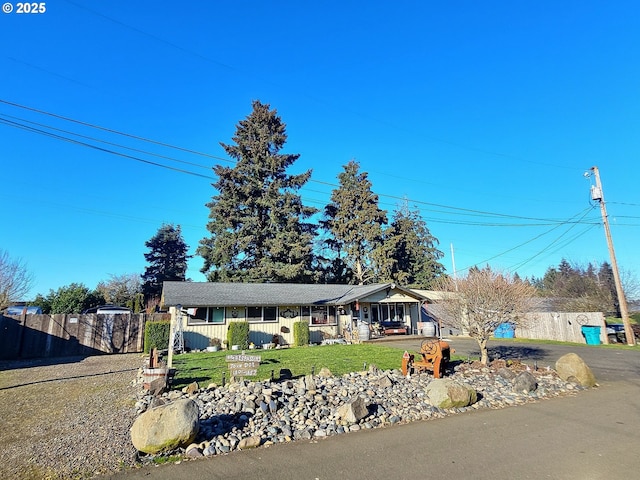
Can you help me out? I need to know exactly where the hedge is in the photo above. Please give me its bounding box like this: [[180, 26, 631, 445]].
[[227, 321, 250, 349], [144, 319, 171, 354], [293, 320, 310, 346]]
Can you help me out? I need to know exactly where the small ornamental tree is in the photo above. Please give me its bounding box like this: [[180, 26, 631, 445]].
[[433, 267, 538, 364]]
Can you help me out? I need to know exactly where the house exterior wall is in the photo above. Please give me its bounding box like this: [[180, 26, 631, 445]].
[[175, 305, 346, 350]]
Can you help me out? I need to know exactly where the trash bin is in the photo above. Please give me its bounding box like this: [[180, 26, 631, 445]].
[[581, 326, 601, 345], [502, 323, 515, 338], [494, 324, 504, 338], [495, 323, 515, 338]]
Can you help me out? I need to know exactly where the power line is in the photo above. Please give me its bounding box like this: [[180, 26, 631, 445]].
[[0, 99, 233, 164], [0, 97, 628, 272], [0, 117, 214, 180], [2, 99, 591, 227], [457, 206, 597, 274], [0, 112, 214, 172]]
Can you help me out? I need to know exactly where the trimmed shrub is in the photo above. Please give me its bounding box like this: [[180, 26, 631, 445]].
[[144, 320, 171, 353], [227, 321, 250, 349], [293, 321, 310, 347]]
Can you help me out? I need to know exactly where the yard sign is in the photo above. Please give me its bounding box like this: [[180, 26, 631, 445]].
[[226, 353, 261, 377]]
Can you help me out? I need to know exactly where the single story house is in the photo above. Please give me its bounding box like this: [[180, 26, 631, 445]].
[[161, 281, 430, 349]]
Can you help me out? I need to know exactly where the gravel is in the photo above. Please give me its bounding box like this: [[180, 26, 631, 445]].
[[0, 354, 143, 479]]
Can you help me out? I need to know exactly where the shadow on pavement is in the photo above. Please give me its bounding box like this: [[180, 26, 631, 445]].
[[486, 345, 548, 361]]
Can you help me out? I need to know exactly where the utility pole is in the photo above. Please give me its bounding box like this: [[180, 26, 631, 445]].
[[589, 166, 634, 345]]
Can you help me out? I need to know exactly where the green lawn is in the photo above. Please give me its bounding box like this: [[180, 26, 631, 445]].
[[606, 313, 639, 324], [171, 344, 412, 390]]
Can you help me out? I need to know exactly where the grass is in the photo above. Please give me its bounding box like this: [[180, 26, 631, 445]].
[[606, 313, 639, 324], [171, 343, 418, 389]]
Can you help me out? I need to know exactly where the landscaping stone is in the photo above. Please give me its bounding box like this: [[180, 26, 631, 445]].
[[184, 382, 199, 395], [132, 358, 588, 461], [424, 378, 477, 409], [512, 371, 537, 393], [335, 397, 369, 424], [130, 399, 200, 454], [555, 353, 597, 387]]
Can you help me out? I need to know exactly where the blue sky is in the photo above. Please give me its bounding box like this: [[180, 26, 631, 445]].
[[2, 1, 639, 297]]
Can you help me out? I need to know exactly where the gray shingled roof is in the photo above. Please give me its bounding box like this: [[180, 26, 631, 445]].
[[162, 282, 425, 307]]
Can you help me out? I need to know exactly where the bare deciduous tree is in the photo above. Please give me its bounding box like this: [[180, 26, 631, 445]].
[[433, 267, 539, 364], [0, 249, 33, 311], [95, 273, 143, 311]]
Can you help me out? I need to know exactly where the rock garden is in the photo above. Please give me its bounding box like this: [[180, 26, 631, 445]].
[[130, 352, 596, 461]]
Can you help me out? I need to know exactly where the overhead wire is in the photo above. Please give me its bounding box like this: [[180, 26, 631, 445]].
[[0, 112, 214, 172], [457, 206, 598, 274], [0, 117, 214, 180], [505, 208, 600, 273], [1, 99, 629, 273], [1, 99, 593, 227]]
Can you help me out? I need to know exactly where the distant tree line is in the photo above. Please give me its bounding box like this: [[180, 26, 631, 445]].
[[529, 258, 630, 316]]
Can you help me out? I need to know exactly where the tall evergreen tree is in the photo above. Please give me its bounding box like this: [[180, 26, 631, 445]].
[[141, 224, 190, 299], [322, 160, 388, 285], [598, 261, 619, 315], [198, 101, 317, 283], [385, 202, 445, 287]]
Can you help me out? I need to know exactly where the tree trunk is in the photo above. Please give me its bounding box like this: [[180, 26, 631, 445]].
[[477, 337, 489, 365]]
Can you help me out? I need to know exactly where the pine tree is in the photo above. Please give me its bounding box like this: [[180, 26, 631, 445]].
[[141, 224, 190, 299], [598, 261, 619, 315], [322, 160, 388, 285], [198, 101, 317, 283], [385, 202, 445, 287]]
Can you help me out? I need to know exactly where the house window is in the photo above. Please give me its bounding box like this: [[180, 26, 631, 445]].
[[371, 303, 406, 323], [187, 307, 225, 325], [247, 306, 278, 322], [301, 305, 337, 326]]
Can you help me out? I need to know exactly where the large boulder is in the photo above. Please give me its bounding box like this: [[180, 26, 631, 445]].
[[425, 378, 477, 409], [130, 399, 200, 454], [555, 353, 597, 387]]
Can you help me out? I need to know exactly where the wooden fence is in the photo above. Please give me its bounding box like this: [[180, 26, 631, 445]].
[[515, 311, 607, 344], [0, 313, 170, 360]]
